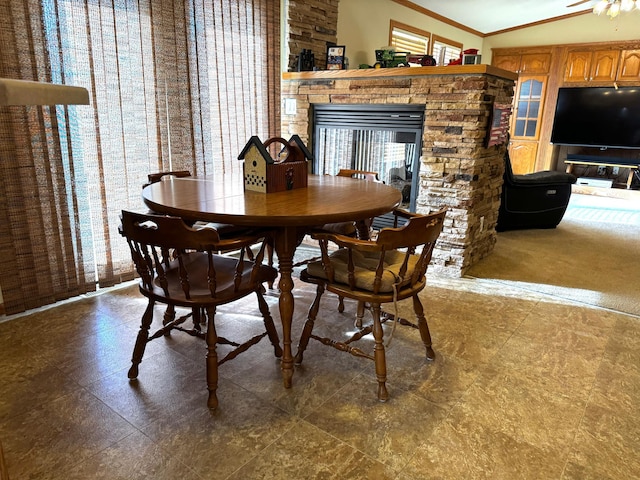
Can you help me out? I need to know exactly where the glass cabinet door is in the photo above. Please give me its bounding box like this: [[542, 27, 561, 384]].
[[509, 75, 547, 174], [512, 76, 546, 140]]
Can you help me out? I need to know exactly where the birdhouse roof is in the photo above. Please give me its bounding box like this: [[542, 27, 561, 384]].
[[238, 135, 313, 163], [288, 135, 313, 161], [237, 136, 274, 164]]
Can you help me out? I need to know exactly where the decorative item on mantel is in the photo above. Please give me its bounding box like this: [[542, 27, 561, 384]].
[[238, 135, 312, 193], [448, 49, 481, 66]]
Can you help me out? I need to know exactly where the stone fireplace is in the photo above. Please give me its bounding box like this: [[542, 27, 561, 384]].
[[281, 66, 516, 276]]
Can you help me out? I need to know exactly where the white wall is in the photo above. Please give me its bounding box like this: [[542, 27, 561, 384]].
[[337, 0, 483, 68], [337, 1, 640, 67]]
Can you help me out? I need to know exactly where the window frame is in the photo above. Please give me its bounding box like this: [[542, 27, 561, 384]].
[[388, 20, 430, 55], [431, 34, 463, 66]]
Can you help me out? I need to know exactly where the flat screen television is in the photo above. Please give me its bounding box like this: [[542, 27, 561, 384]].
[[550, 86, 640, 150]]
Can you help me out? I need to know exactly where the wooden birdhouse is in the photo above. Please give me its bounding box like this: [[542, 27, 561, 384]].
[[238, 135, 312, 193]]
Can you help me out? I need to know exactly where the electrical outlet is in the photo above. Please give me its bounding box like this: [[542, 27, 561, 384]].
[[612, 166, 619, 175], [597, 166, 607, 176]]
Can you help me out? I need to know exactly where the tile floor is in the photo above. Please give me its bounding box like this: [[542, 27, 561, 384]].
[[0, 269, 639, 479]]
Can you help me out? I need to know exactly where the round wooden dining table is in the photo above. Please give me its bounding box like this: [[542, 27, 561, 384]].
[[142, 173, 402, 388]]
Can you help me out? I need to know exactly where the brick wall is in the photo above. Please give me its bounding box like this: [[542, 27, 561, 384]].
[[282, 70, 515, 276], [286, 0, 339, 71]]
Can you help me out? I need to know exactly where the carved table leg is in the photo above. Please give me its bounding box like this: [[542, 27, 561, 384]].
[[273, 226, 303, 388]]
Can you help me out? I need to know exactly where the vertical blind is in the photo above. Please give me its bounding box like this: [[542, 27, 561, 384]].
[[390, 25, 429, 55], [0, 0, 280, 315], [432, 36, 463, 66]]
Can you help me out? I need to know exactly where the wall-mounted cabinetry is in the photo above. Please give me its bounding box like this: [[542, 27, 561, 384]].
[[492, 51, 551, 75], [564, 48, 640, 84], [617, 49, 640, 82], [564, 49, 619, 83], [491, 48, 552, 174], [492, 41, 640, 174]]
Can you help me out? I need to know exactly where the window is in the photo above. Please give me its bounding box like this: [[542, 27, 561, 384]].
[[388, 21, 463, 67], [389, 21, 429, 54], [431, 35, 463, 66], [0, 0, 281, 314]]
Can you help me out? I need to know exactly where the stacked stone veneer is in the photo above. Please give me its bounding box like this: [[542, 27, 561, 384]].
[[282, 71, 515, 276], [287, 0, 339, 71]]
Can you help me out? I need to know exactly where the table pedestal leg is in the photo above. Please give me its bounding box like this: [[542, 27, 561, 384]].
[[273, 226, 302, 388]]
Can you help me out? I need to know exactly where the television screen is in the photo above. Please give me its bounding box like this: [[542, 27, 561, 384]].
[[550, 86, 640, 149]]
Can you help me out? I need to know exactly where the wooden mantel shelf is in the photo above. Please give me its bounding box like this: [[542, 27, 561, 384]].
[[282, 65, 517, 81]]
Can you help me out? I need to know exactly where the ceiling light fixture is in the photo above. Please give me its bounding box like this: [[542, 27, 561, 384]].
[[593, 0, 638, 18]]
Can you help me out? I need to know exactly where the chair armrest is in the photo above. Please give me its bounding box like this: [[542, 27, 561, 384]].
[[144, 170, 192, 187], [391, 207, 414, 220], [310, 231, 383, 253], [509, 171, 577, 186]]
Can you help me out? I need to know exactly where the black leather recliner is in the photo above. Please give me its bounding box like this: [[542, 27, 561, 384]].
[[496, 150, 577, 232]]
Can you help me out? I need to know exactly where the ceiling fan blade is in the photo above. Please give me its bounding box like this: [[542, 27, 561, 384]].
[[567, 0, 590, 6]]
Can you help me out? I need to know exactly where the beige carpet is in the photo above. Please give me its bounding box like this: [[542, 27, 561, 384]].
[[465, 191, 640, 317]]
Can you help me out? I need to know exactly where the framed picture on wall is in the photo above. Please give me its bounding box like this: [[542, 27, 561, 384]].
[[326, 45, 346, 70]]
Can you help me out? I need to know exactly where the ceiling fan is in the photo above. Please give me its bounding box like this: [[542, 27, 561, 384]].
[[569, 0, 639, 16]]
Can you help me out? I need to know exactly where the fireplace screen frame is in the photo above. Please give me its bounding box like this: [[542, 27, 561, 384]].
[[312, 104, 425, 216]]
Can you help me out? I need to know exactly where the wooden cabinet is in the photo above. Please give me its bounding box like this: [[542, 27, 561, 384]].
[[492, 52, 550, 74], [592, 50, 620, 82], [492, 54, 520, 73], [563, 51, 590, 82], [617, 49, 640, 82], [564, 49, 620, 83], [508, 76, 547, 174], [492, 49, 552, 174], [492, 41, 640, 175], [520, 53, 551, 74], [509, 141, 538, 175]]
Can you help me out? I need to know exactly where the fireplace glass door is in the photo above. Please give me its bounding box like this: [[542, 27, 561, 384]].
[[313, 104, 424, 227]]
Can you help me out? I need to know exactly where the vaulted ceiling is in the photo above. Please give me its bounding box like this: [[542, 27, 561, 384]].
[[406, 0, 593, 35]]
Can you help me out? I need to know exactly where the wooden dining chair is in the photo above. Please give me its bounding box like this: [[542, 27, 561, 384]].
[[295, 208, 446, 401], [318, 168, 382, 240], [144, 170, 252, 236], [143, 169, 192, 188], [144, 170, 275, 286], [119, 210, 282, 409], [296, 169, 383, 312]]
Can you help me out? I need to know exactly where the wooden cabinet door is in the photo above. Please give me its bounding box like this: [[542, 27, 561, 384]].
[[590, 49, 619, 82], [564, 50, 620, 83], [508, 141, 538, 175], [564, 51, 591, 82], [617, 49, 640, 81], [520, 53, 551, 74], [492, 54, 521, 73], [492, 52, 551, 74]]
